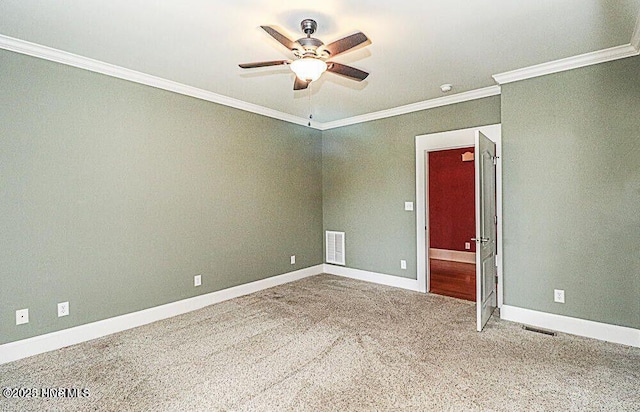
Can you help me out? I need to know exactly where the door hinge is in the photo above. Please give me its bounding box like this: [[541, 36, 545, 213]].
[[494, 215, 497, 225]]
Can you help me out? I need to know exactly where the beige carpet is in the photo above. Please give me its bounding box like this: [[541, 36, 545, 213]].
[[1, 274, 638, 411]]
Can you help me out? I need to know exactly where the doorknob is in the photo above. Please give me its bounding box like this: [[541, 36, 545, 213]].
[[471, 237, 489, 243]]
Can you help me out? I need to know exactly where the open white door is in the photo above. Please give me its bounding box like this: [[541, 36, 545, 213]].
[[475, 130, 497, 331]]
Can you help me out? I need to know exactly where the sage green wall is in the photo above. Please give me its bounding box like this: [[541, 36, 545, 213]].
[[322, 97, 501, 277], [0, 49, 323, 345], [3, 44, 637, 349], [502, 55, 640, 329]]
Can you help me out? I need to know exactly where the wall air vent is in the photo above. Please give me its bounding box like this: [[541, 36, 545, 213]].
[[325, 231, 345, 265]]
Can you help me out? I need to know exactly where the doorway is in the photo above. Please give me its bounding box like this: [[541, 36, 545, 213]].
[[415, 124, 503, 328], [428, 147, 476, 301]]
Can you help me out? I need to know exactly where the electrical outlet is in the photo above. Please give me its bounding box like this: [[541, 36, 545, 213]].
[[404, 202, 414, 211], [554, 289, 565, 303], [465, 242, 471, 250], [57, 301, 69, 317], [16, 308, 29, 325], [400, 260, 407, 270], [194, 274, 202, 287], [290, 255, 296, 265]]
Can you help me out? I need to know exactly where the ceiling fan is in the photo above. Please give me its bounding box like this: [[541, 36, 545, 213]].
[[239, 19, 370, 90]]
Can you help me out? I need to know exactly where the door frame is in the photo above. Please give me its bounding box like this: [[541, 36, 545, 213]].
[[415, 124, 503, 308]]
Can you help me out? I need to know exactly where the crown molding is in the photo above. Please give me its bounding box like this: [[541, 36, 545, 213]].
[[3, 15, 640, 131], [318, 86, 502, 130], [492, 43, 639, 85], [0, 35, 314, 129], [0, 34, 500, 131]]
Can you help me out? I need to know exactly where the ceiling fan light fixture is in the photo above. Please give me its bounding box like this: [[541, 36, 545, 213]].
[[239, 20, 369, 90], [290, 57, 327, 82]]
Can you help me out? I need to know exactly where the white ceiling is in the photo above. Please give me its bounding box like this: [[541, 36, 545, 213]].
[[1, 1, 639, 124]]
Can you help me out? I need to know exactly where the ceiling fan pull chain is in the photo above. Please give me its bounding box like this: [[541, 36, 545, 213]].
[[308, 83, 313, 126]]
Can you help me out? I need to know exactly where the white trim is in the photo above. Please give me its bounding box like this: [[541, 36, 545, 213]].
[[501, 305, 640, 348], [415, 124, 503, 306], [3, 21, 639, 130], [0, 35, 313, 129], [0, 34, 499, 131], [492, 44, 639, 85], [323, 264, 421, 292], [0, 265, 324, 365], [632, 10, 640, 51], [429, 248, 475, 264], [5, 28, 640, 131], [0, 35, 499, 131], [319, 86, 501, 130]]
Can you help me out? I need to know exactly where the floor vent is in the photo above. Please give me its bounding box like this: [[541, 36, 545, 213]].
[[522, 325, 557, 336], [326, 231, 345, 265]]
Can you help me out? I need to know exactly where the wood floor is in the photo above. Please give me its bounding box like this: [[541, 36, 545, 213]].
[[429, 259, 476, 301]]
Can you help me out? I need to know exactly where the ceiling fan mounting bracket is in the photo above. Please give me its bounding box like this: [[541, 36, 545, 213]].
[[300, 19, 317, 36]]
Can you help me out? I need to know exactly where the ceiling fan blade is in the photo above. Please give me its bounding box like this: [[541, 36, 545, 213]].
[[261, 25, 297, 50], [324, 32, 368, 57], [293, 77, 309, 90], [327, 62, 369, 81], [239, 60, 290, 69]]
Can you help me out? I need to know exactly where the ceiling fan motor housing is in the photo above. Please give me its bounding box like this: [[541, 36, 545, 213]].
[[296, 37, 325, 57], [295, 19, 326, 57]]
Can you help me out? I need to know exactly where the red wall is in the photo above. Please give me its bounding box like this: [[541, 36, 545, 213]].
[[428, 147, 475, 252]]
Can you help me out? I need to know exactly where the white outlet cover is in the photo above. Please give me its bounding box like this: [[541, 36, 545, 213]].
[[554, 289, 565, 303], [404, 202, 414, 211], [194, 275, 202, 287], [400, 260, 407, 269], [57, 301, 69, 317], [290, 255, 296, 265], [16, 308, 29, 325], [465, 242, 471, 250]]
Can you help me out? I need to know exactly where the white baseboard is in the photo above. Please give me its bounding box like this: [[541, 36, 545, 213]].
[[323, 264, 421, 292], [429, 248, 475, 264], [501, 305, 640, 348], [13, 267, 634, 366], [0, 265, 324, 365]]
